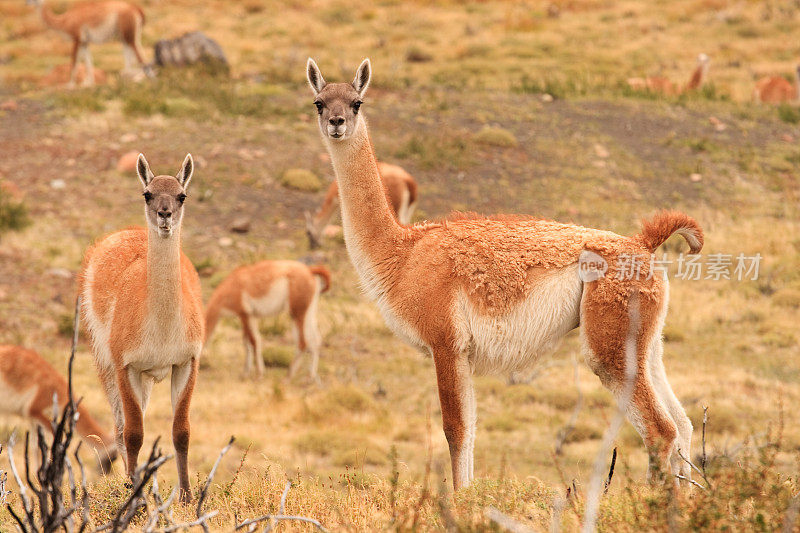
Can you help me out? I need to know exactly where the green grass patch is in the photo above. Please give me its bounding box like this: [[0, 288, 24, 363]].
[[279, 168, 321, 192], [474, 126, 518, 148], [0, 189, 29, 235], [777, 103, 800, 124], [261, 345, 294, 368], [395, 132, 472, 169]]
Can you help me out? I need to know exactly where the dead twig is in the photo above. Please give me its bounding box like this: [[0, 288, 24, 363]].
[[5, 297, 91, 533], [675, 474, 707, 490], [95, 439, 172, 533], [235, 480, 328, 532], [604, 448, 617, 493], [195, 436, 234, 532]]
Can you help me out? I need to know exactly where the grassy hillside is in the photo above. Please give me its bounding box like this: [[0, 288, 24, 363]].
[[0, 0, 799, 530]]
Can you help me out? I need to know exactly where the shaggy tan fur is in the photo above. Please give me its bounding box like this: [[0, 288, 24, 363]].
[[309, 58, 704, 490]]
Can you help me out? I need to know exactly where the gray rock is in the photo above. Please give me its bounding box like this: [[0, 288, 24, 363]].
[[154, 32, 228, 71]]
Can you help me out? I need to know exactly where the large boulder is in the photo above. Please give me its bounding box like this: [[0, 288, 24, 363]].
[[153, 32, 229, 72]]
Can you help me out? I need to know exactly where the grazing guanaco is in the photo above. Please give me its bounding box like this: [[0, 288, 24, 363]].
[[205, 261, 330, 381], [627, 53, 710, 95], [26, 0, 148, 87], [753, 65, 800, 104], [308, 58, 702, 490], [79, 154, 203, 501], [0, 345, 118, 472], [305, 161, 418, 249]]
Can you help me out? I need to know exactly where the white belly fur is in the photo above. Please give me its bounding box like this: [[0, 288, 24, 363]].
[[242, 277, 289, 317], [455, 264, 583, 375], [82, 13, 120, 43], [0, 377, 37, 418]]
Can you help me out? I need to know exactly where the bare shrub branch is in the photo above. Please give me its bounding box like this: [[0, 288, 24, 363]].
[[5, 297, 91, 533]]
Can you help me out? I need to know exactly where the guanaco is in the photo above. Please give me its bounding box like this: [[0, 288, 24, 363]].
[[753, 65, 800, 104], [304, 161, 417, 249], [205, 260, 330, 381], [0, 344, 118, 472], [26, 0, 149, 87], [308, 58, 702, 490], [79, 154, 203, 501], [627, 53, 710, 95]]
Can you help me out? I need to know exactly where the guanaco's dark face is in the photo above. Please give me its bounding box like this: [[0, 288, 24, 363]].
[[136, 154, 194, 238], [306, 58, 371, 142]]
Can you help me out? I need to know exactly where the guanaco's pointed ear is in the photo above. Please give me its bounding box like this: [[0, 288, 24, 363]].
[[352, 58, 371, 98], [176, 153, 194, 189], [307, 58, 326, 95], [136, 153, 154, 188]]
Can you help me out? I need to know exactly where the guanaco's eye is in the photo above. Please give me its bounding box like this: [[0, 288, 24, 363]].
[[177, 193, 187, 203], [143, 191, 153, 202], [314, 101, 324, 114], [352, 100, 362, 113]]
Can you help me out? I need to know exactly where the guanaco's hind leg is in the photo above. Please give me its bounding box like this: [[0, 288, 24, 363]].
[[240, 313, 263, 377], [81, 44, 95, 87], [650, 339, 692, 478], [67, 41, 81, 88], [581, 285, 679, 482], [288, 317, 306, 379], [432, 344, 476, 490], [120, 11, 147, 75], [171, 358, 198, 503], [303, 286, 323, 383]]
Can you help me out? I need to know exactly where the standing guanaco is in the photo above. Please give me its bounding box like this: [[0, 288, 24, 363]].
[[205, 261, 330, 381], [308, 58, 701, 490], [79, 154, 203, 501], [26, 0, 149, 87]]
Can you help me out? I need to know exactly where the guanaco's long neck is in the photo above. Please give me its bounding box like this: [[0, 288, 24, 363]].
[[37, 2, 66, 32], [687, 63, 707, 90], [75, 403, 115, 451], [146, 227, 184, 324], [325, 118, 404, 255], [312, 181, 341, 231]]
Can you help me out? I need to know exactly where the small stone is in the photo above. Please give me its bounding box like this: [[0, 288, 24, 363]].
[[0, 99, 18, 111], [50, 179, 66, 190], [781, 134, 794, 143], [276, 221, 288, 230], [709, 116, 726, 132], [541, 93, 554, 103], [116, 151, 140, 172], [690, 173, 702, 182], [230, 217, 251, 234], [218, 237, 233, 247], [594, 143, 610, 158], [65, 158, 76, 167]]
